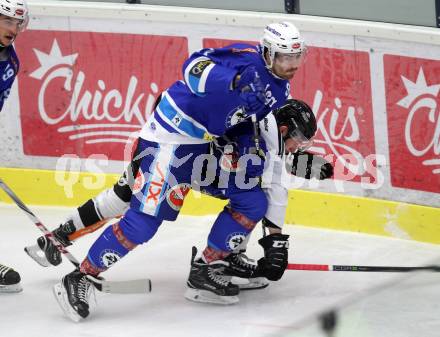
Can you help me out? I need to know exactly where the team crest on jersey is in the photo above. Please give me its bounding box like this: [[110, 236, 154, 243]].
[[226, 232, 246, 250], [226, 106, 248, 127], [166, 183, 191, 210], [100, 249, 122, 268]]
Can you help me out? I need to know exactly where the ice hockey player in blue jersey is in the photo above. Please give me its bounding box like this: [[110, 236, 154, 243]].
[[0, 0, 29, 293], [0, 0, 28, 111], [50, 22, 309, 321]]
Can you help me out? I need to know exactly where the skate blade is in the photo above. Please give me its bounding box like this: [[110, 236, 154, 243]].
[[24, 245, 50, 267], [0, 283, 23, 293], [53, 282, 82, 322], [184, 288, 239, 305], [231, 276, 269, 290]]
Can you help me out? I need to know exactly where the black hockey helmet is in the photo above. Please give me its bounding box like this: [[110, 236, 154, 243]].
[[273, 98, 317, 149]]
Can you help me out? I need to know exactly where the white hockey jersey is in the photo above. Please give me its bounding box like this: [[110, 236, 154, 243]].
[[259, 113, 291, 228]]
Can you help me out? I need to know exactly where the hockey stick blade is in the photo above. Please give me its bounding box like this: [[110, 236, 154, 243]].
[[0, 178, 152, 294], [288, 263, 440, 272], [88, 275, 152, 294]]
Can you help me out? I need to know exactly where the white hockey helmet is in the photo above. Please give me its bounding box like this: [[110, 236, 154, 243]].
[[260, 22, 306, 69], [0, 0, 29, 31]]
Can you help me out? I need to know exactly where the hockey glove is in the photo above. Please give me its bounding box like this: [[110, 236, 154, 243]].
[[257, 233, 289, 281], [235, 66, 266, 115], [237, 134, 267, 178], [288, 151, 334, 180]]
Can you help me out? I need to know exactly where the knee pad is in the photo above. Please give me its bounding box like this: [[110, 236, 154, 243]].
[[118, 209, 162, 245]]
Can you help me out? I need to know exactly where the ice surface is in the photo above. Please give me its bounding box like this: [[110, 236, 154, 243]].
[[1, 203, 439, 337]]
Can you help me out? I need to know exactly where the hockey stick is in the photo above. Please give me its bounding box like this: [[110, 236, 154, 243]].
[[0, 178, 151, 294], [288, 263, 440, 272]]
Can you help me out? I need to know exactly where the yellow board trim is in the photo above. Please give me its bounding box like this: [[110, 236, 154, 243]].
[[1, 167, 439, 244]]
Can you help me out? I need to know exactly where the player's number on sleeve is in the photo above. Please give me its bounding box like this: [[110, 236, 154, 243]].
[[2, 64, 14, 81]]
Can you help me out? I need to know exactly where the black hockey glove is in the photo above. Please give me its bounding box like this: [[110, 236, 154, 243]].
[[288, 151, 334, 180], [257, 233, 289, 281]]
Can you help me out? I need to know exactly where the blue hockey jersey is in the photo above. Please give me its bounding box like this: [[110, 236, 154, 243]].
[[0, 46, 19, 111], [141, 44, 290, 144]]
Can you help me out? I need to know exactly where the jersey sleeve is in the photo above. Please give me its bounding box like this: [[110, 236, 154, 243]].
[[182, 49, 238, 96]]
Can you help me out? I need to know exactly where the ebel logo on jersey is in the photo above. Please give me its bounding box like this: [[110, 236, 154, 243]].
[[16, 30, 189, 160]]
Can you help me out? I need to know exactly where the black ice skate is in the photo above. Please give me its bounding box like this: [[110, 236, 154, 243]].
[[0, 264, 22, 293], [223, 252, 269, 290], [24, 220, 76, 267], [53, 268, 95, 322], [184, 247, 240, 305]]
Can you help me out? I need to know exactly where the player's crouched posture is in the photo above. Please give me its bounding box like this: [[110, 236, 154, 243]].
[[32, 99, 331, 319], [186, 98, 333, 304], [48, 21, 298, 321]]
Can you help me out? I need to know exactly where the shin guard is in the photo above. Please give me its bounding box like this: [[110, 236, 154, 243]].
[[86, 222, 137, 271]]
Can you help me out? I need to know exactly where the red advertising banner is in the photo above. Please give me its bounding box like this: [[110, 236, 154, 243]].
[[204, 39, 376, 183], [293, 47, 376, 183], [384, 55, 440, 193], [16, 30, 188, 160]]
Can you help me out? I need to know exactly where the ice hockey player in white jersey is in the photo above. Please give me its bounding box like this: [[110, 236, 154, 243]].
[[184, 98, 333, 303]]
